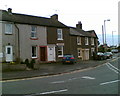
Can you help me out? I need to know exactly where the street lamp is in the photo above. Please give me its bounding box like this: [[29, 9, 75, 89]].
[[112, 31, 116, 47], [104, 19, 110, 45]]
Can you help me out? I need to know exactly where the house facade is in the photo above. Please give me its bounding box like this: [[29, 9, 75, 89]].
[[0, 8, 98, 63], [47, 14, 70, 62], [0, 9, 70, 63], [69, 22, 98, 61]]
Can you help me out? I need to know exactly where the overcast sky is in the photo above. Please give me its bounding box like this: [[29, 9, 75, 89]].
[[0, 0, 119, 36]]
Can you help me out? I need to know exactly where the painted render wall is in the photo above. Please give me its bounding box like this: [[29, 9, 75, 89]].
[[0, 22, 3, 62], [17, 24, 47, 62], [2, 21, 16, 62]]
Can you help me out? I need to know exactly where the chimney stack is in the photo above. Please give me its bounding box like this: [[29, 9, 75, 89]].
[[8, 8, 12, 13], [51, 14, 58, 20], [76, 21, 82, 29]]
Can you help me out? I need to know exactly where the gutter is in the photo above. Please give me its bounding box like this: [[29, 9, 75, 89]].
[[14, 23, 20, 63]]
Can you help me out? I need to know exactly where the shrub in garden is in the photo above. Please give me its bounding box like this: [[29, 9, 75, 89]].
[[24, 59, 30, 68], [30, 59, 35, 69]]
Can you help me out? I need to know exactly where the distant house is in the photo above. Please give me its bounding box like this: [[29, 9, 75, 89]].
[[69, 22, 98, 60], [0, 8, 98, 63]]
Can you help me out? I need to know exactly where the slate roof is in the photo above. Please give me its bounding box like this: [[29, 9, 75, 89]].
[[70, 27, 98, 38], [0, 10, 67, 28]]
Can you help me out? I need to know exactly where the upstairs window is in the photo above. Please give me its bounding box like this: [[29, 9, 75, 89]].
[[57, 29, 63, 40], [5, 24, 12, 34], [85, 37, 89, 45], [31, 26, 37, 38], [91, 38, 94, 45], [77, 37, 81, 45]]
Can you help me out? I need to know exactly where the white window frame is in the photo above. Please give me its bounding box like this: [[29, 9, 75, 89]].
[[77, 37, 81, 45], [31, 26, 37, 38], [5, 24, 12, 34], [91, 38, 94, 45], [58, 46, 63, 57], [57, 29, 63, 40], [78, 48, 82, 58], [32, 46, 37, 58], [85, 37, 89, 45], [91, 48, 95, 56]]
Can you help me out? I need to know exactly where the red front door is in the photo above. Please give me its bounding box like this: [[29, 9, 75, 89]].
[[40, 47, 46, 61]]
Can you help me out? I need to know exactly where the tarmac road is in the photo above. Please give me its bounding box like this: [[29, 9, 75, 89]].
[[2, 57, 120, 95]]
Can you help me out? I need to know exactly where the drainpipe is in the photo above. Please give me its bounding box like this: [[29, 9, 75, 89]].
[[14, 23, 20, 63]]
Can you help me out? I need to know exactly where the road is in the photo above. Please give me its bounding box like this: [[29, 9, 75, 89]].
[[2, 57, 120, 95]]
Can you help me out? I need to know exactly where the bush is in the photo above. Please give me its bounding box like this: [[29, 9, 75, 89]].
[[30, 59, 35, 69], [25, 59, 30, 68]]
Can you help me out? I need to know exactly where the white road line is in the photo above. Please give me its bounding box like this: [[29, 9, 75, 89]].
[[40, 89, 68, 94], [81, 76, 95, 80], [51, 80, 65, 84], [107, 62, 120, 71], [68, 77, 77, 81], [25, 89, 68, 96], [100, 80, 120, 85], [106, 63, 119, 74]]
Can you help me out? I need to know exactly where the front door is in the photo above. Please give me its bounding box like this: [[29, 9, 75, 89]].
[[5, 46, 13, 62], [40, 47, 46, 61], [48, 46, 55, 61]]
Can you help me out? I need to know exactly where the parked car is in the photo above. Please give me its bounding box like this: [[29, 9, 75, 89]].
[[96, 52, 106, 60], [111, 49, 118, 53], [62, 54, 75, 64], [104, 52, 113, 59]]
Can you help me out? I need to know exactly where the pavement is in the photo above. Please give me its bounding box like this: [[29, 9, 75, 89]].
[[2, 59, 111, 81]]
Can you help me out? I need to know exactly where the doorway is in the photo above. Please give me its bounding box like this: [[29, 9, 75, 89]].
[[40, 47, 46, 61], [5, 46, 13, 62]]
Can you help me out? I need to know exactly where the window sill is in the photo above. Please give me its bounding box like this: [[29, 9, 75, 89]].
[[32, 57, 37, 59], [30, 37, 38, 40], [57, 39, 63, 41], [58, 55, 63, 58], [5, 33, 13, 35]]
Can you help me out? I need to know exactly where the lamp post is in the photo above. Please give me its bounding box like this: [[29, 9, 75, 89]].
[[104, 19, 110, 45], [112, 31, 116, 47]]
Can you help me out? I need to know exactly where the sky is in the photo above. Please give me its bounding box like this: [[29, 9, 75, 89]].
[[0, 0, 119, 45]]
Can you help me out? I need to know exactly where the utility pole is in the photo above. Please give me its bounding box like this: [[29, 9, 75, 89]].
[[102, 25, 104, 45], [112, 31, 116, 47]]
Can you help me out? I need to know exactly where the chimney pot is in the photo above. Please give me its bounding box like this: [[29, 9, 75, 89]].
[[76, 21, 82, 29], [51, 14, 58, 20], [8, 8, 12, 13]]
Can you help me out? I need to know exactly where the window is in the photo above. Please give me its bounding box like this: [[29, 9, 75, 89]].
[[77, 37, 81, 45], [91, 48, 95, 56], [7, 48, 11, 54], [57, 29, 63, 40], [85, 37, 89, 45], [31, 26, 37, 38], [32, 46, 37, 58], [91, 38, 94, 45], [78, 48, 82, 58], [5, 24, 12, 34], [58, 46, 63, 57]]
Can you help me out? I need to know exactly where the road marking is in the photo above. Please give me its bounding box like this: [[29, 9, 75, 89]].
[[81, 76, 95, 80], [25, 89, 68, 96], [106, 63, 119, 74], [107, 62, 120, 72], [100, 80, 120, 85], [68, 77, 77, 81], [40, 89, 68, 94], [51, 80, 65, 84]]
